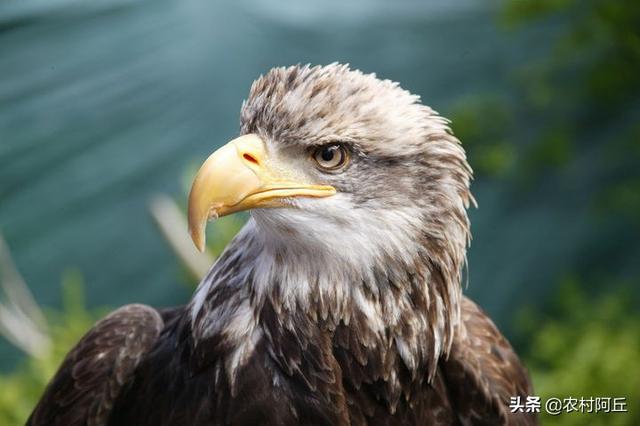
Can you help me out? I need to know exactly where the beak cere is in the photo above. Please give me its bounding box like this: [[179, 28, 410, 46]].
[[187, 133, 336, 252]]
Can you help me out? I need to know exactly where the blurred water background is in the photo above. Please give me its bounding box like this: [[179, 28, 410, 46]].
[[1, 0, 639, 424]]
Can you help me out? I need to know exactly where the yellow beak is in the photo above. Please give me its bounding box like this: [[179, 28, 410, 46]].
[[187, 134, 336, 252]]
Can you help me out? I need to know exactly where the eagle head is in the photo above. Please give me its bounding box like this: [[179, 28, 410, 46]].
[[189, 64, 472, 277]]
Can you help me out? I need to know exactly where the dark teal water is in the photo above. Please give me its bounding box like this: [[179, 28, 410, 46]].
[[2, 0, 635, 370]]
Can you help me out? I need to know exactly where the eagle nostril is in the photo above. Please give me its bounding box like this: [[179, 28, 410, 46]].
[[243, 153, 259, 165]]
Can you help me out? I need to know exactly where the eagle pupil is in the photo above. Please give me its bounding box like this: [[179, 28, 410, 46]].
[[322, 147, 336, 162]]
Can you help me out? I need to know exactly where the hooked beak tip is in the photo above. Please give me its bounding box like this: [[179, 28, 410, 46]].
[[188, 206, 220, 253]]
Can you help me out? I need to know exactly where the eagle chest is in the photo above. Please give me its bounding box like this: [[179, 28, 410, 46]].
[[244, 303, 456, 426]]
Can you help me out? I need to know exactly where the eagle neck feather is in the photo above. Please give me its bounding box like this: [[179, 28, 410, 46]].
[[188, 216, 464, 402]]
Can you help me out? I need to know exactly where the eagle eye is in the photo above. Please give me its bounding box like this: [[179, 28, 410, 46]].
[[312, 144, 349, 171]]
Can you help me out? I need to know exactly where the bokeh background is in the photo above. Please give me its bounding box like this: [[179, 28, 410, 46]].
[[1, 0, 638, 424]]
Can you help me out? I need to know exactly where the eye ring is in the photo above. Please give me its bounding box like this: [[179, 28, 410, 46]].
[[312, 144, 349, 171]]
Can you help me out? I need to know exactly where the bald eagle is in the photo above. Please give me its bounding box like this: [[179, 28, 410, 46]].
[[29, 64, 536, 425]]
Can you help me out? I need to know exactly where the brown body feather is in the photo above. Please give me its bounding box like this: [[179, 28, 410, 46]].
[[27, 305, 164, 425], [28, 297, 534, 425]]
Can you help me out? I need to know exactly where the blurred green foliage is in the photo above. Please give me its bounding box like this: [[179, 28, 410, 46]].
[[449, 96, 516, 177], [452, 0, 640, 190], [518, 278, 640, 425], [0, 271, 102, 425]]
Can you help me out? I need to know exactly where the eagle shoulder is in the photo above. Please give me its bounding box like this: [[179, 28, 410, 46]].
[[27, 304, 164, 426], [442, 297, 537, 425]]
